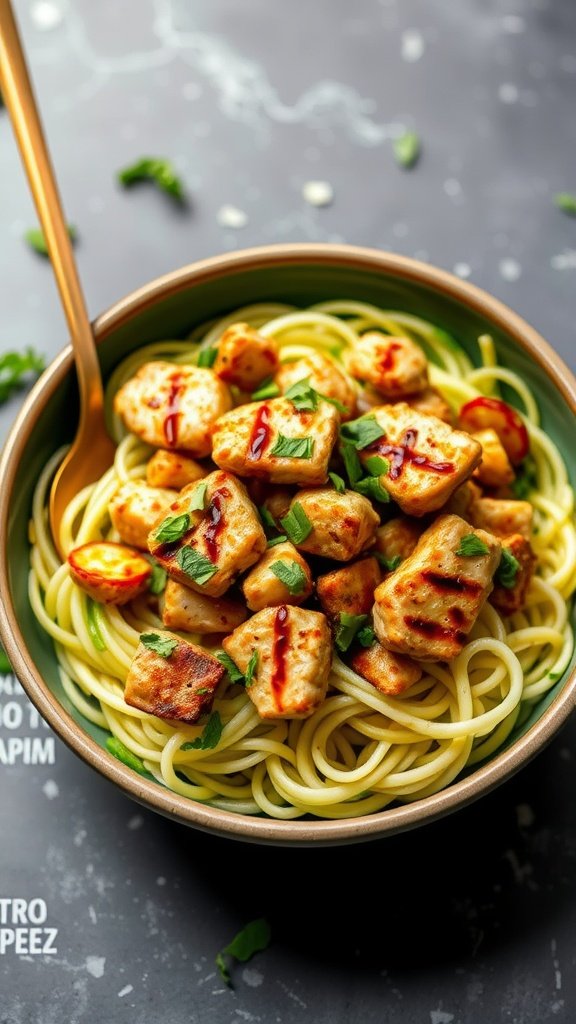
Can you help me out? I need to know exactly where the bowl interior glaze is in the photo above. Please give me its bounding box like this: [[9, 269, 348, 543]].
[[1, 244, 575, 845]]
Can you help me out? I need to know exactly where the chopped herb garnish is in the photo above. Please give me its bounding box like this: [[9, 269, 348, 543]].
[[318, 392, 348, 414], [328, 471, 346, 493], [554, 192, 576, 216], [197, 347, 218, 368], [25, 224, 76, 256], [259, 506, 277, 532], [496, 547, 520, 589], [270, 559, 308, 595], [511, 456, 537, 499], [375, 553, 402, 572], [181, 711, 223, 751], [252, 378, 280, 400], [216, 918, 271, 987], [106, 737, 147, 775], [340, 441, 363, 485], [0, 348, 45, 404], [364, 454, 390, 477], [549, 671, 562, 681], [267, 534, 288, 547], [393, 131, 421, 169], [280, 502, 313, 544], [456, 534, 490, 557], [269, 434, 314, 459], [217, 651, 245, 684], [117, 156, 185, 201], [334, 612, 369, 653], [340, 415, 385, 450], [86, 598, 107, 652], [188, 481, 208, 511], [0, 646, 11, 675], [353, 476, 390, 504], [177, 547, 218, 585], [148, 561, 167, 595], [154, 512, 190, 544], [140, 632, 178, 658], [245, 651, 258, 687], [356, 625, 376, 648], [284, 376, 318, 411]]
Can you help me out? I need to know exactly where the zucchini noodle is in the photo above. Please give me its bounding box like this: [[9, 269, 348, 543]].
[[28, 302, 576, 819]]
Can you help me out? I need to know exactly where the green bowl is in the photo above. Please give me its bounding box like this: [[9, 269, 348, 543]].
[[1, 243, 575, 845]]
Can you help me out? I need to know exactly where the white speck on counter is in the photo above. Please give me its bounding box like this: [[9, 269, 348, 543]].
[[499, 83, 519, 103], [401, 29, 425, 62], [156, 876, 167, 886], [118, 985, 133, 998], [30, 1, 63, 31], [453, 262, 471, 278], [551, 250, 576, 271], [444, 178, 462, 198], [499, 258, 522, 281], [430, 1012, 454, 1024], [551, 1000, 565, 1014], [277, 981, 307, 1009], [86, 956, 106, 979], [242, 967, 264, 988], [217, 205, 248, 229], [559, 746, 572, 760], [516, 803, 535, 828], [302, 181, 334, 207], [127, 814, 144, 830], [235, 1011, 261, 1022], [502, 15, 526, 33], [392, 222, 409, 238], [182, 82, 203, 101], [551, 938, 562, 990], [88, 906, 97, 925], [42, 780, 59, 800], [73, 829, 87, 847]]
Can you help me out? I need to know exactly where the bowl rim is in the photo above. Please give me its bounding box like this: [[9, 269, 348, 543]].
[[1, 241, 575, 845]]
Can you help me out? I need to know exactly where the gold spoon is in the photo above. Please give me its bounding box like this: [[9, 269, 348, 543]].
[[0, 0, 115, 559]]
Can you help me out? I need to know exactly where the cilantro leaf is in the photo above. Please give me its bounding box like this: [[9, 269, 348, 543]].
[[280, 502, 313, 544], [177, 547, 218, 585], [197, 347, 218, 368], [181, 711, 223, 751], [328, 471, 346, 493], [364, 454, 390, 477], [317, 391, 348, 414], [252, 378, 280, 400], [266, 534, 288, 548], [353, 476, 390, 503], [259, 506, 277, 532], [216, 918, 271, 987], [340, 415, 385, 450], [375, 553, 402, 573], [340, 440, 363, 485], [393, 131, 421, 169], [188, 482, 208, 511], [25, 225, 76, 256], [270, 434, 314, 459], [334, 612, 369, 653], [154, 513, 190, 544], [217, 651, 245, 684], [456, 534, 490, 557], [148, 561, 167, 595], [245, 651, 258, 687], [555, 193, 576, 216], [118, 156, 185, 201], [496, 547, 520, 589], [140, 632, 178, 658], [284, 377, 318, 411], [511, 456, 537, 499], [106, 737, 147, 775], [0, 348, 45, 404], [270, 559, 308, 595], [356, 625, 376, 648]]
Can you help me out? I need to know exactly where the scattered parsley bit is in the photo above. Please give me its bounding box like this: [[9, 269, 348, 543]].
[[270, 559, 308, 595], [318, 392, 348, 414], [456, 534, 490, 557], [106, 737, 147, 775], [266, 534, 288, 548], [154, 513, 190, 544], [340, 415, 385, 451], [496, 547, 520, 589], [328, 471, 346, 493], [554, 192, 576, 216], [177, 547, 218, 585], [511, 456, 537, 499], [188, 482, 208, 512], [25, 224, 76, 256], [393, 131, 421, 169], [270, 434, 314, 459], [280, 502, 313, 545], [117, 156, 185, 201], [0, 646, 12, 675], [335, 612, 369, 653], [252, 378, 280, 400], [181, 711, 223, 751], [549, 671, 562, 681], [148, 561, 167, 595], [140, 632, 178, 658], [217, 651, 245, 684], [216, 918, 271, 987], [245, 651, 258, 687], [259, 506, 278, 532], [196, 687, 209, 695], [356, 625, 376, 648], [0, 348, 45, 404], [340, 441, 363, 485], [284, 376, 318, 411], [86, 598, 107, 652], [353, 476, 390, 504], [375, 553, 402, 572], [364, 454, 390, 477], [197, 347, 218, 368]]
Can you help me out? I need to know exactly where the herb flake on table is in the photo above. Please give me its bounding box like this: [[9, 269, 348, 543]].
[[0, 348, 45, 404], [117, 157, 185, 202], [554, 192, 576, 216], [393, 131, 421, 169], [24, 225, 76, 256], [216, 918, 272, 987]]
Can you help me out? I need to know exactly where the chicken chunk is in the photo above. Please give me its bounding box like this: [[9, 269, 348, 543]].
[[124, 631, 224, 724], [347, 332, 428, 398], [274, 351, 357, 420], [472, 429, 515, 489], [290, 488, 380, 562], [162, 579, 247, 634], [259, 487, 294, 526], [109, 481, 177, 550], [356, 404, 482, 516], [242, 541, 313, 611], [114, 361, 232, 458], [222, 605, 332, 719], [212, 397, 339, 486], [213, 322, 279, 390], [490, 534, 536, 615], [350, 642, 423, 696], [317, 557, 381, 619], [374, 518, 423, 567], [146, 449, 207, 490], [443, 480, 482, 520], [373, 514, 501, 661], [469, 497, 533, 539], [148, 470, 266, 597]]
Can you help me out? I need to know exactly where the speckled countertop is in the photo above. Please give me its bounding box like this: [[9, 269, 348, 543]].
[[1, 1, 576, 1021]]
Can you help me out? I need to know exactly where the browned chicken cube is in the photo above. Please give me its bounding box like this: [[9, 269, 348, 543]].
[[490, 534, 536, 615], [109, 481, 177, 550], [290, 488, 380, 561], [222, 605, 332, 720], [443, 480, 483, 520], [350, 642, 423, 696], [146, 449, 207, 490], [469, 497, 533, 539], [162, 579, 247, 634], [274, 351, 357, 420], [124, 631, 224, 723], [113, 361, 232, 458], [374, 518, 423, 567], [373, 514, 501, 661], [213, 322, 279, 390], [472, 429, 515, 488], [317, 557, 381, 619], [148, 470, 266, 598], [347, 332, 428, 398], [242, 541, 313, 611], [259, 486, 294, 525]]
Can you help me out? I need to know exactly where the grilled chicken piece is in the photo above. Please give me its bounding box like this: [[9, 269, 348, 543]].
[[490, 534, 536, 615], [357, 404, 482, 516], [373, 514, 501, 661], [162, 579, 247, 634], [146, 449, 207, 490], [222, 605, 332, 720], [109, 481, 177, 550], [124, 631, 224, 724], [472, 429, 515, 488], [113, 361, 232, 458], [469, 497, 533, 540], [443, 480, 483, 520], [350, 641, 423, 696], [358, 385, 454, 425], [290, 488, 380, 562], [212, 397, 339, 486], [148, 470, 266, 598], [242, 541, 313, 612], [213, 322, 279, 391], [259, 486, 294, 526], [317, 557, 381, 619], [274, 351, 357, 420], [374, 518, 423, 567], [347, 332, 428, 398]]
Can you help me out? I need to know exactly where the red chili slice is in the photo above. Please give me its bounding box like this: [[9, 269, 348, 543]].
[[458, 396, 529, 465], [68, 542, 152, 605]]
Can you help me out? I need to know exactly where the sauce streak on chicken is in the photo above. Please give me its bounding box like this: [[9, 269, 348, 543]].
[[271, 604, 289, 710], [203, 488, 230, 561], [163, 373, 184, 447], [375, 428, 455, 480], [248, 403, 272, 461]]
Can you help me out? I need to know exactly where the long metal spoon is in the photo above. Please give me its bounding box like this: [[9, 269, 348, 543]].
[[0, 0, 115, 558]]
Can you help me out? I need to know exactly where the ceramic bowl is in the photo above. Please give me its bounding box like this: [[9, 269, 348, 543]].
[[1, 243, 575, 845]]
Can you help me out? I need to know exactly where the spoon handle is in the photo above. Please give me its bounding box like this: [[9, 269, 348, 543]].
[[0, 0, 104, 419]]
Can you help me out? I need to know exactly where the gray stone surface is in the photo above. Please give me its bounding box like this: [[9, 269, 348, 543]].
[[1, 1, 575, 1021]]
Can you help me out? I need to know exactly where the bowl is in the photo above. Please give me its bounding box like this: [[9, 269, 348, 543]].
[[1, 243, 575, 846]]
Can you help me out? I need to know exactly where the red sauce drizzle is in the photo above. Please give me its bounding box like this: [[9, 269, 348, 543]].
[[271, 605, 289, 711], [379, 341, 401, 372], [375, 428, 455, 480], [404, 615, 466, 646], [163, 373, 184, 447], [202, 488, 230, 561], [248, 403, 272, 461], [421, 571, 482, 595]]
